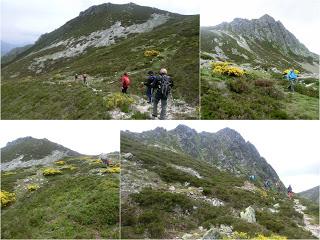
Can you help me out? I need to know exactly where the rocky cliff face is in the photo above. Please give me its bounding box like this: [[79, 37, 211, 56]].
[[201, 14, 319, 73], [123, 125, 284, 187]]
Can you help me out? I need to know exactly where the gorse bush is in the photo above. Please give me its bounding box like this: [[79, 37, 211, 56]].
[[1, 190, 16, 207], [104, 93, 134, 112], [27, 184, 40, 192], [54, 160, 65, 165], [42, 168, 62, 176], [144, 50, 160, 57], [100, 167, 120, 174], [283, 69, 300, 75], [212, 62, 245, 77]]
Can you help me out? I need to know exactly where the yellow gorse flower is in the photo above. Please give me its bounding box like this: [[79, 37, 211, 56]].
[[42, 168, 62, 176], [1, 190, 16, 207], [100, 167, 120, 174], [27, 184, 40, 192], [55, 160, 65, 165], [144, 50, 160, 57], [212, 62, 245, 77]]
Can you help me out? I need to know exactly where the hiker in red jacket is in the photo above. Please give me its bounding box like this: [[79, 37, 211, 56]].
[[120, 73, 131, 94]]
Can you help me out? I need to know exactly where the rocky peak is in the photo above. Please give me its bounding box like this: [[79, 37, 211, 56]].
[[172, 124, 197, 136], [258, 14, 276, 23], [216, 127, 246, 144]]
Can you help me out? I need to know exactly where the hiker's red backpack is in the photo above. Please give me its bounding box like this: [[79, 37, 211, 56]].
[[121, 75, 131, 87]]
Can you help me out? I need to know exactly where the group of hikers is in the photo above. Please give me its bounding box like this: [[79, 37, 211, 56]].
[[74, 73, 88, 84], [249, 175, 294, 200], [284, 68, 298, 92], [119, 68, 173, 120]]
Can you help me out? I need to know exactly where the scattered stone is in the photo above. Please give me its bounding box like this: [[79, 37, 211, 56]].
[[273, 203, 280, 209], [202, 228, 221, 240], [123, 153, 133, 160], [169, 186, 176, 191], [240, 206, 256, 223]]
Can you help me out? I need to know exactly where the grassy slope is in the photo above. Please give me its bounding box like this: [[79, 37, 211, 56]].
[[1, 156, 119, 239], [120, 135, 315, 239], [201, 68, 319, 120], [1, 15, 199, 120]]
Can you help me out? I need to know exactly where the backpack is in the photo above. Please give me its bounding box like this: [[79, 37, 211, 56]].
[[122, 76, 130, 87], [158, 75, 172, 97]]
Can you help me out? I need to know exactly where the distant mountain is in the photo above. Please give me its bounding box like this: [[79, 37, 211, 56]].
[[298, 186, 319, 203], [201, 14, 319, 73], [1, 44, 33, 64], [1, 137, 80, 171], [122, 124, 284, 187], [1, 41, 19, 56]]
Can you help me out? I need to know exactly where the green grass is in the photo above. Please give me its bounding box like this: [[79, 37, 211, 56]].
[[121, 135, 314, 239], [1, 15, 199, 119], [1, 156, 120, 239], [201, 68, 319, 119]]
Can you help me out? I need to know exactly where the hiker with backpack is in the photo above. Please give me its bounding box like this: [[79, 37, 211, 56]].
[[151, 68, 173, 120], [120, 73, 131, 94], [144, 71, 156, 103], [82, 73, 88, 85], [286, 69, 298, 92], [287, 185, 294, 200]]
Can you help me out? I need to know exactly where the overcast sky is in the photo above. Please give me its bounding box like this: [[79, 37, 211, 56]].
[[0, 121, 120, 155], [121, 120, 320, 192], [201, 0, 320, 54], [1, 0, 199, 45]]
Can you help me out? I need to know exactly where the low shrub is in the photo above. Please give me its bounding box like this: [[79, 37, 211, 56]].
[[27, 184, 40, 192], [227, 79, 250, 93], [54, 160, 65, 165], [144, 50, 160, 57], [254, 80, 274, 87], [1, 190, 16, 207], [104, 93, 134, 112], [212, 62, 245, 77], [100, 167, 120, 174], [42, 168, 62, 176]]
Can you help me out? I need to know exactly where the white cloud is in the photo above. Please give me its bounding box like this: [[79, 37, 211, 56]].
[[200, 0, 320, 54], [0, 120, 120, 155], [1, 0, 199, 45], [121, 120, 320, 192]]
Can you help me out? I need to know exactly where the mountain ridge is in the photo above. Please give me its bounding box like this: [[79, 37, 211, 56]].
[[201, 14, 319, 73], [122, 125, 285, 188]]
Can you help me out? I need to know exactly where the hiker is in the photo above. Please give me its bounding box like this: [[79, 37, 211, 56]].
[[75, 73, 78, 81], [264, 179, 272, 190], [286, 69, 297, 92], [249, 175, 256, 181], [151, 68, 173, 120], [83, 73, 88, 85], [144, 71, 156, 103], [120, 73, 131, 94], [287, 185, 294, 200]]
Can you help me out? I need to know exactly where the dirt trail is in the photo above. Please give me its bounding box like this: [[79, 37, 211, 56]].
[[294, 199, 320, 238]]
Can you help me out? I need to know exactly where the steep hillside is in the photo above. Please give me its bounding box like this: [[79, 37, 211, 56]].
[[201, 14, 319, 73], [1, 138, 120, 238], [200, 15, 319, 120], [123, 125, 284, 187], [1, 44, 33, 64], [121, 133, 317, 239], [1, 3, 199, 120], [298, 186, 319, 203]]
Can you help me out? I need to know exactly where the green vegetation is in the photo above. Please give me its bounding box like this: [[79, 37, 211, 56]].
[[121, 135, 315, 239], [1, 155, 119, 238], [1, 13, 199, 119], [201, 67, 319, 119]]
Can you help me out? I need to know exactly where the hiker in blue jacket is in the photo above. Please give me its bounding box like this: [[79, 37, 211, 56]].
[[287, 69, 298, 92], [144, 71, 156, 103]]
